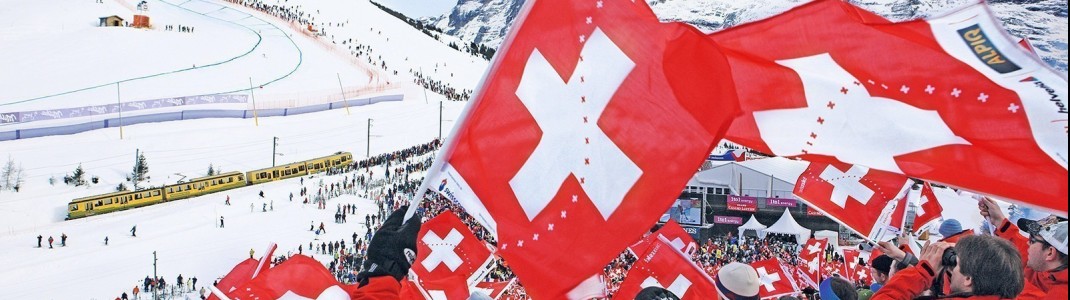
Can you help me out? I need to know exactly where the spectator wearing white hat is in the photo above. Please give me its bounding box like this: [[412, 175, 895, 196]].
[[980, 197, 1067, 300], [716, 262, 760, 300]]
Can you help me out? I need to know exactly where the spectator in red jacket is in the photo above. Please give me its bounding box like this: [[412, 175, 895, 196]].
[[872, 235, 1024, 300], [979, 197, 1067, 300]]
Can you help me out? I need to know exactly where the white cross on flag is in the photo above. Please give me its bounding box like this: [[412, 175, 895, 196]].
[[413, 211, 493, 290], [630, 220, 698, 257], [794, 161, 911, 238], [750, 258, 800, 299], [842, 249, 862, 282], [912, 182, 946, 233], [613, 236, 718, 300], [798, 238, 828, 285], [417, 0, 739, 297], [709, 0, 1067, 214]]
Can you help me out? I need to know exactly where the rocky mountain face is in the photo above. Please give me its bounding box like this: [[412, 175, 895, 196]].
[[428, 0, 1067, 73]]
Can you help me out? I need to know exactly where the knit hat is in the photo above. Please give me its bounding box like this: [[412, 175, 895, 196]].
[[870, 255, 893, 276], [636, 286, 681, 300], [819, 278, 841, 300], [716, 262, 760, 300], [939, 219, 963, 238]]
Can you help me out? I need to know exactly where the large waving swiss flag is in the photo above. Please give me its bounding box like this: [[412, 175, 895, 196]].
[[709, 0, 1067, 214], [421, 0, 739, 297]]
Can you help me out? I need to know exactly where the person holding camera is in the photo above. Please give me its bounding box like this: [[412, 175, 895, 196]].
[[979, 197, 1068, 300], [872, 235, 1024, 300]]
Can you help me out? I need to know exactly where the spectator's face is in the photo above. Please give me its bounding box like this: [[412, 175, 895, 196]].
[[870, 267, 888, 284], [1026, 235, 1052, 271], [948, 259, 971, 294]]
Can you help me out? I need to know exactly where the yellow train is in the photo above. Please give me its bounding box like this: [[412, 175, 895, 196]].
[[67, 151, 353, 220]]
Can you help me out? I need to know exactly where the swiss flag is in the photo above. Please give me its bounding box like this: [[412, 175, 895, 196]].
[[709, 0, 1067, 214], [630, 220, 698, 257], [424, 0, 738, 297], [887, 195, 907, 233], [613, 236, 718, 300], [842, 249, 861, 282], [913, 182, 945, 232], [419, 275, 471, 300], [798, 238, 828, 285], [208, 243, 277, 300], [794, 161, 911, 237], [224, 255, 353, 299], [413, 211, 494, 288], [473, 279, 516, 300], [750, 258, 800, 299]]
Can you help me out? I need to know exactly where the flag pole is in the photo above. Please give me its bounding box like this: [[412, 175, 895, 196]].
[[403, 0, 539, 221]]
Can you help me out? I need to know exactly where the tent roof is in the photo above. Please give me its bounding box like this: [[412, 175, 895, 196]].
[[739, 215, 767, 231], [764, 208, 811, 237]]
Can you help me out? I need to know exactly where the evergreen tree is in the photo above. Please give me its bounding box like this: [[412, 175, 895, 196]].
[[207, 164, 215, 176], [1, 156, 14, 190], [132, 153, 149, 183], [72, 164, 85, 186]]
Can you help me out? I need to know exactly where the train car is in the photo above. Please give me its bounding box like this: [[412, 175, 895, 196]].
[[245, 161, 308, 185], [68, 188, 164, 220], [163, 171, 246, 202], [305, 151, 352, 174]]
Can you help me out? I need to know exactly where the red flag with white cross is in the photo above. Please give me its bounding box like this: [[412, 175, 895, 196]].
[[798, 238, 828, 285], [794, 161, 911, 238], [913, 182, 946, 233], [630, 220, 698, 257], [750, 258, 800, 299], [709, 0, 1068, 214], [413, 211, 494, 288], [614, 236, 719, 300], [420, 0, 739, 297]]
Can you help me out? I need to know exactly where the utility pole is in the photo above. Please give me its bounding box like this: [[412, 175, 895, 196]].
[[117, 82, 124, 139], [366, 119, 373, 158], [337, 73, 351, 115], [133, 148, 140, 189], [250, 77, 260, 126], [152, 251, 158, 300], [438, 101, 443, 140], [421, 67, 429, 104], [272, 137, 279, 167]]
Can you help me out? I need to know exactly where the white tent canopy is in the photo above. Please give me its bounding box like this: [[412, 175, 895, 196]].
[[738, 215, 768, 238], [762, 208, 812, 243], [814, 230, 838, 242]]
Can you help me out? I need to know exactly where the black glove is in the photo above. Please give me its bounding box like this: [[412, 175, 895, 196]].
[[356, 206, 422, 286]]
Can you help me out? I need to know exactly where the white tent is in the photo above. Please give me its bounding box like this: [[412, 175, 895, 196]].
[[814, 230, 838, 243], [737, 215, 768, 238], [762, 208, 812, 244]]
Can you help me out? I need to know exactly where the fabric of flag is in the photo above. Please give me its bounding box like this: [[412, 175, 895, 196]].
[[794, 161, 911, 237], [630, 220, 698, 257], [413, 211, 494, 287], [708, 0, 1067, 214], [613, 236, 719, 300], [913, 182, 946, 232], [750, 258, 801, 299], [423, 0, 740, 297], [798, 238, 828, 286]]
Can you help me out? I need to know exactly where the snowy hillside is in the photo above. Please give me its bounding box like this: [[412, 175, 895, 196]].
[[0, 0, 486, 298], [433, 0, 1069, 73]]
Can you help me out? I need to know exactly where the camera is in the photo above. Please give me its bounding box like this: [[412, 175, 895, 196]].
[[941, 248, 958, 268]]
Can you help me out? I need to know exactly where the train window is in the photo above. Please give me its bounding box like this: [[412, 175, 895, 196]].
[[135, 194, 141, 200], [106, 199, 112, 205], [177, 186, 182, 192], [260, 172, 267, 179], [186, 184, 191, 190], [299, 165, 305, 171], [70, 205, 77, 211], [154, 190, 160, 196], [86, 203, 92, 210], [228, 178, 234, 183]]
